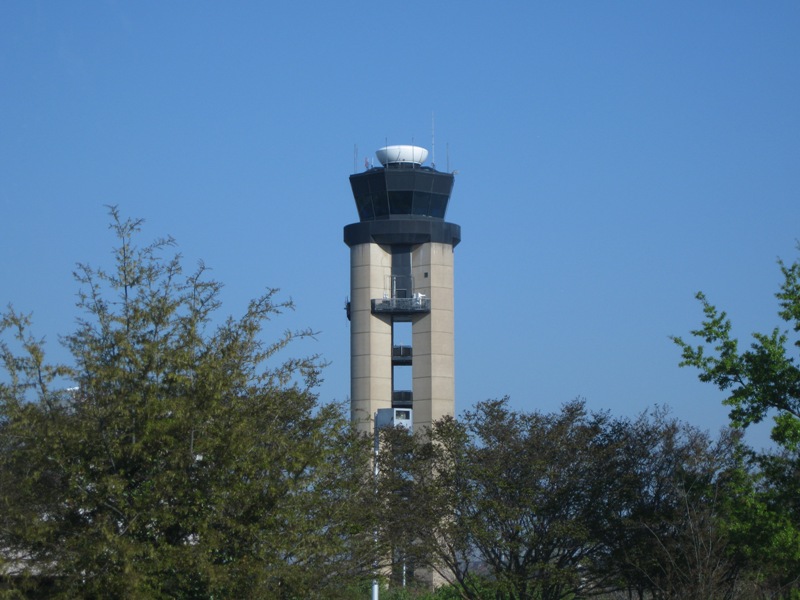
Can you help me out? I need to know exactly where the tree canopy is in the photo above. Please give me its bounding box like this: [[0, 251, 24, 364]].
[[376, 399, 748, 600], [0, 209, 376, 598], [673, 248, 800, 594], [672, 251, 800, 451]]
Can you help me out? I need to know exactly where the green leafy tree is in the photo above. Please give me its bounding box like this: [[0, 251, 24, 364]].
[[673, 249, 800, 595], [378, 399, 630, 600], [606, 410, 747, 600], [378, 401, 752, 600], [0, 209, 376, 598], [672, 251, 800, 449]]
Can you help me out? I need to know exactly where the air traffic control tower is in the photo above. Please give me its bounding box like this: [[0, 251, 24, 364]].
[[345, 145, 460, 434]]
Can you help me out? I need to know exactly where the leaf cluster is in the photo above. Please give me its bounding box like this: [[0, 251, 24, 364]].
[[377, 399, 749, 600], [672, 253, 800, 449], [0, 209, 376, 598]]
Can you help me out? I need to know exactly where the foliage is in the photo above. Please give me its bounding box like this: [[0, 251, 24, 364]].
[[0, 209, 376, 598], [605, 410, 747, 599], [672, 291, 800, 450], [378, 400, 751, 600], [673, 249, 800, 595], [718, 447, 800, 597], [380, 399, 738, 600]]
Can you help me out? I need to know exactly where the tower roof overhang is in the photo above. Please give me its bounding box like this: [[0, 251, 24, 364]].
[[343, 218, 461, 248]]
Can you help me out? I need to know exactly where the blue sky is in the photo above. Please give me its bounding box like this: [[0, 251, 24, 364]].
[[2, 2, 799, 449]]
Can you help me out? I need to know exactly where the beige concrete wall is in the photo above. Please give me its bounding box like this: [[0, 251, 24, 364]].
[[350, 240, 456, 434], [411, 242, 455, 432], [350, 243, 392, 433]]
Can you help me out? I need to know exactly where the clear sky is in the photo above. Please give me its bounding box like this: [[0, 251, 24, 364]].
[[2, 2, 799, 449]]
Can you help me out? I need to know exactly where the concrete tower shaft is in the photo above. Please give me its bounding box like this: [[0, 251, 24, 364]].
[[345, 145, 460, 435], [410, 241, 455, 429], [349, 243, 393, 426]]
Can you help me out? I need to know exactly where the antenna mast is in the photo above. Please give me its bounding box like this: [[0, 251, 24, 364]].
[[432, 112, 436, 169]]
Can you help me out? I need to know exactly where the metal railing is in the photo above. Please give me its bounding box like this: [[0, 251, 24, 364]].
[[371, 296, 430, 314], [392, 345, 413, 358], [392, 345, 412, 366]]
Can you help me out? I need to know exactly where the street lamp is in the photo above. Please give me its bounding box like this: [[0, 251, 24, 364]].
[[372, 408, 413, 599]]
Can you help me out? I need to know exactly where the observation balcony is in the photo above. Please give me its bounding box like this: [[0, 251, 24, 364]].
[[371, 295, 430, 316]]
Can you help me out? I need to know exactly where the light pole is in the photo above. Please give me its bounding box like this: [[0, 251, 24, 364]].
[[372, 411, 380, 600]]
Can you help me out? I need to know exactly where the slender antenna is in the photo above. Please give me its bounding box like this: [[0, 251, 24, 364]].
[[446, 142, 450, 173], [431, 112, 436, 169], [354, 144, 358, 173]]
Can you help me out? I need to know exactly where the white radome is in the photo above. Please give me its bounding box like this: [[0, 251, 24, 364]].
[[375, 145, 428, 166]]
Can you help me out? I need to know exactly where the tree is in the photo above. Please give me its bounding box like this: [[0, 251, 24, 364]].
[[673, 249, 800, 595], [378, 401, 752, 600], [672, 251, 800, 451], [0, 209, 376, 598], [605, 409, 747, 600], [378, 399, 630, 600]]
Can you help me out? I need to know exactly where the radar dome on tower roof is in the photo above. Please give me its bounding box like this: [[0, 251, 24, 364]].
[[375, 145, 429, 166]]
